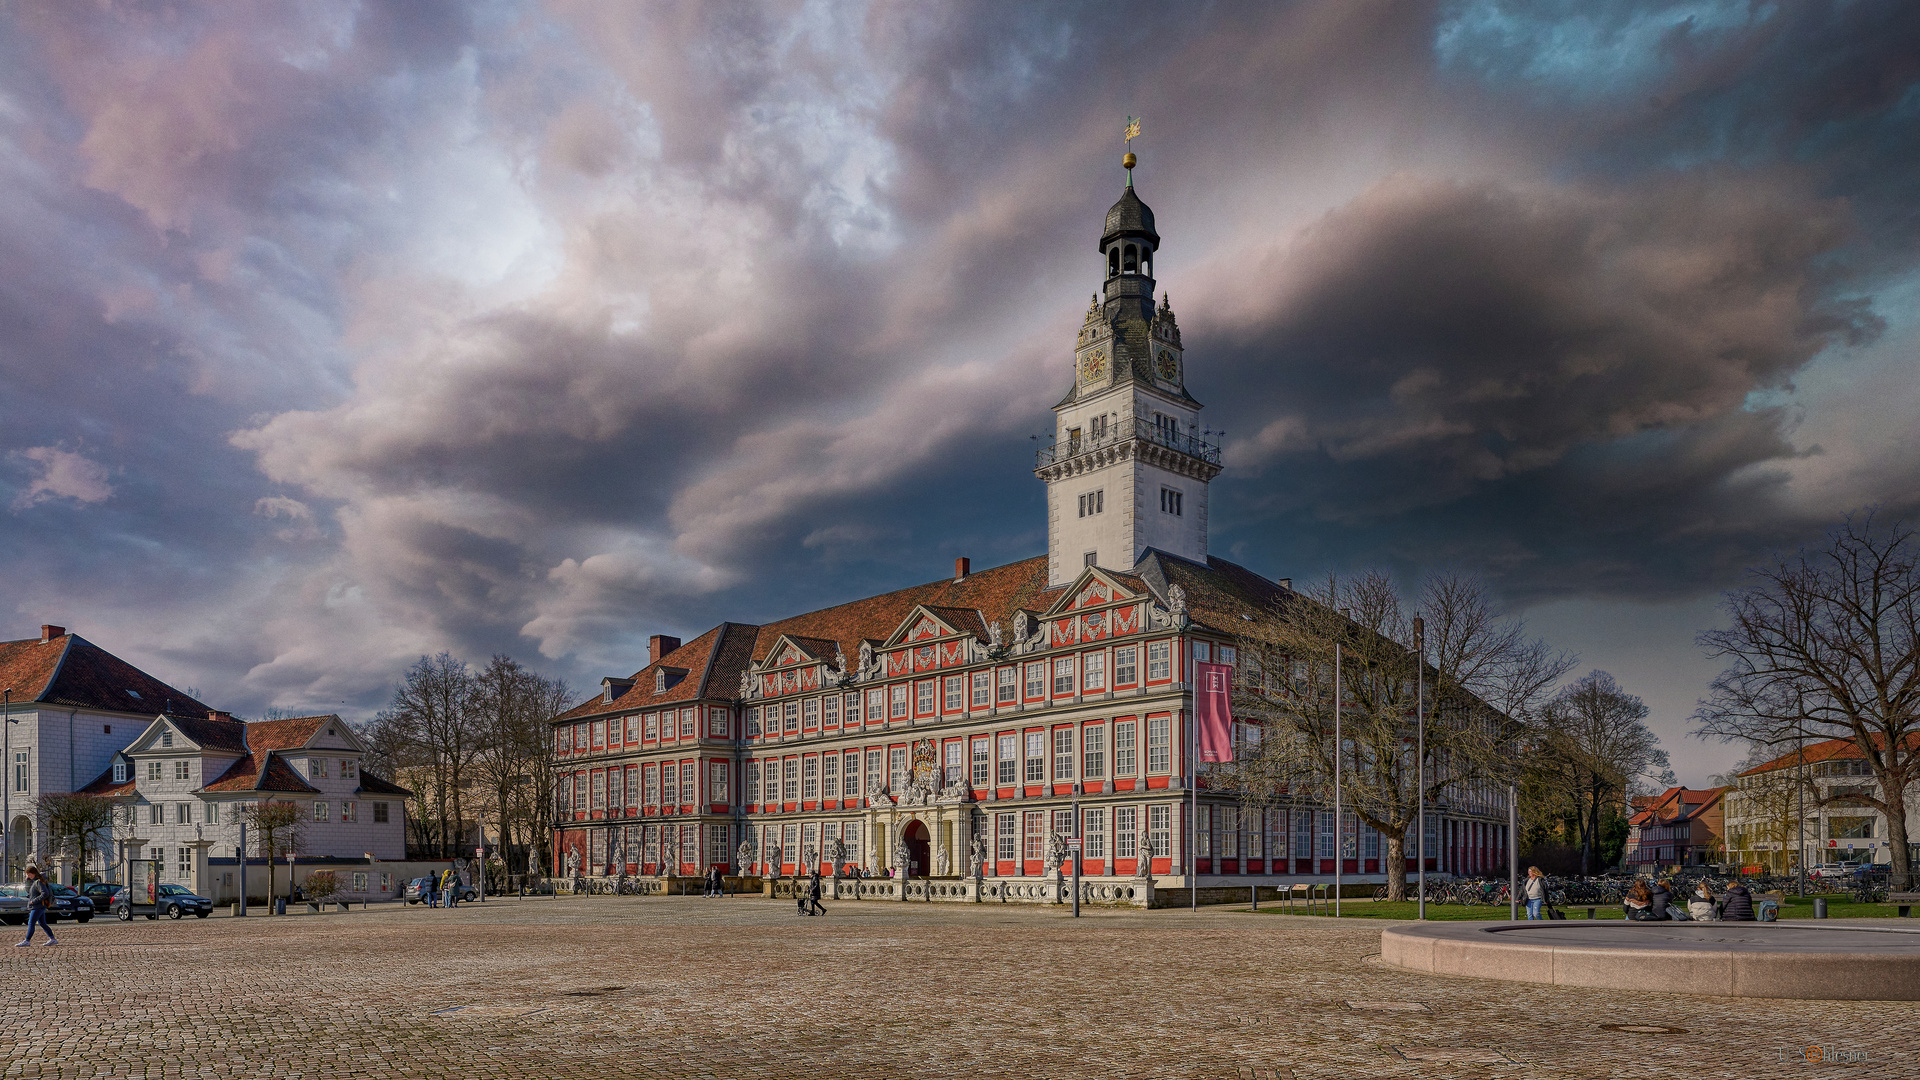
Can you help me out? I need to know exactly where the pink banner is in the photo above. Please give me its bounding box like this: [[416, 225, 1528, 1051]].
[[1195, 661, 1234, 762]]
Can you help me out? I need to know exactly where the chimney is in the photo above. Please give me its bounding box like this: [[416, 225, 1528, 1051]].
[[41, 624, 65, 642], [954, 557, 970, 581], [648, 635, 682, 663]]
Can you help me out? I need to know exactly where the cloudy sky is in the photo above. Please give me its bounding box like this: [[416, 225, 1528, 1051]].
[[4, 1, 1916, 785]]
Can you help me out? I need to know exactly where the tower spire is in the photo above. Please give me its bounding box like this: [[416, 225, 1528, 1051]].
[[1123, 116, 1141, 187], [1034, 148, 1219, 587]]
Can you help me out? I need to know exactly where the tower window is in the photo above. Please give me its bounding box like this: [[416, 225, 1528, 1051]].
[[1154, 413, 1180, 443], [1084, 551, 1098, 568], [1078, 490, 1104, 517], [1089, 415, 1108, 439], [1161, 488, 1183, 516], [1123, 244, 1139, 274], [1108, 248, 1120, 277]]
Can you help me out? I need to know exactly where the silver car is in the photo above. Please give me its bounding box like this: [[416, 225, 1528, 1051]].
[[0, 885, 28, 926]]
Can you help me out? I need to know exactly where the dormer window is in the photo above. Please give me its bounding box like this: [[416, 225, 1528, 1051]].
[[655, 670, 668, 694], [113, 762, 128, 784], [126, 690, 141, 700]]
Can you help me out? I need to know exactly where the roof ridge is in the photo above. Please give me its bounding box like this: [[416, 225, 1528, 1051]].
[[37, 633, 78, 702]]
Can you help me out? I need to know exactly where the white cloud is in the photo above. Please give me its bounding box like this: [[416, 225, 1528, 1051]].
[[12, 447, 113, 509]]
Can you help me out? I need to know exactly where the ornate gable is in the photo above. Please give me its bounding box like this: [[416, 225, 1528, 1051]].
[[880, 606, 969, 650], [1043, 567, 1140, 617]]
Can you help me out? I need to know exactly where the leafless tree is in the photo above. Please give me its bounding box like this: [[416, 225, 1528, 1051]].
[[472, 656, 573, 872], [1225, 570, 1570, 900], [1694, 513, 1920, 889], [1530, 671, 1671, 875], [239, 799, 306, 903], [36, 793, 116, 881], [375, 653, 479, 857]]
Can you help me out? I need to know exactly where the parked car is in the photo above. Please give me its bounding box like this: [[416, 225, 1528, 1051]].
[[0, 885, 31, 925], [403, 875, 476, 904], [48, 884, 94, 923], [1847, 863, 1890, 882], [110, 882, 212, 920], [1809, 863, 1853, 880]]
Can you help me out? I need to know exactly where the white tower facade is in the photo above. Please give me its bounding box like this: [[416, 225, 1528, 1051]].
[[1036, 160, 1221, 588]]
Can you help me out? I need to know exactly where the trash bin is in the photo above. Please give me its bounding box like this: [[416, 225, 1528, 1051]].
[[1813, 897, 1828, 919], [274, 896, 287, 916]]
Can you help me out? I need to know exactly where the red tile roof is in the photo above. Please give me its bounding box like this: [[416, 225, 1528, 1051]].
[[244, 715, 332, 752], [75, 768, 135, 798], [1629, 785, 1726, 826], [0, 632, 211, 717], [551, 551, 1312, 727], [747, 556, 1057, 668], [1738, 733, 1920, 776]]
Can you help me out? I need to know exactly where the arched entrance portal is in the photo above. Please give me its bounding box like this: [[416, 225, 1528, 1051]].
[[901, 820, 930, 880]]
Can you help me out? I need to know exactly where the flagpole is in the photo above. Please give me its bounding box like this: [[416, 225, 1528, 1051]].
[[1191, 667, 1198, 914], [1334, 642, 1342, 918]]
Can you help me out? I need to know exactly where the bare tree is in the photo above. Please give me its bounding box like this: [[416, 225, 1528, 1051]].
[[1531, 671, 1670, 875], [239, 799, 306, 903], [378, 653, 479, 857], [1225, 570, 1568, 901], [472, 656, 573, 872], [36, 793, 116, 882], [1694, 513, 1920, 889]]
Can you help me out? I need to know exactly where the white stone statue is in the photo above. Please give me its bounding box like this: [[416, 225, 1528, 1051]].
[[1014, 611, 1031, 641], [738, 668, 755, 700], [801, 845, 818, 872], [892, 839, 911, 878], [969, 836, 987, 878], [1168, 584, 1188, 624], [987, 620, 1005, 648], [1044, 831, 1068, 874], [858, 641, 875, 677], [736, 840, 755, 874], [936, 846, 950, 877], [565, 848, 581, 879]]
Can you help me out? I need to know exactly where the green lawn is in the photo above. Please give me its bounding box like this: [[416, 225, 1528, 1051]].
[[1240, 893, 1911, 921]]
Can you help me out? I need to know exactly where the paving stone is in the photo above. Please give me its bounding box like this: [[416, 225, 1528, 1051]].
[[0, 899, 1915, 1078]]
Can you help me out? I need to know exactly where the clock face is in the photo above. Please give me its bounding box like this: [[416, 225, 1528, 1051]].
[[1156, 348, 1178, 380], [1079, 349, 1107, 382]]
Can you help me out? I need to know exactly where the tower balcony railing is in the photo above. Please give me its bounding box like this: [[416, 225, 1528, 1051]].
[[1035, 417, 1222, 469]]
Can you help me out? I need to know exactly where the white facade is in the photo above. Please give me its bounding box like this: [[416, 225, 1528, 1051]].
[[109, 714, 408, 885]]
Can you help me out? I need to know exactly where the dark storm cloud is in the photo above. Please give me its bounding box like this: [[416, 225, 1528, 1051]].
[[2, 0, 1916, 719]]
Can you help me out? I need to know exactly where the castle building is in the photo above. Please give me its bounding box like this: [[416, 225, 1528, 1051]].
[[550, 155, 1512, 899]]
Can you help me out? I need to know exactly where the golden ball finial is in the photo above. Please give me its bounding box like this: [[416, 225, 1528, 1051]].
[[1122, 151, 1137, 170]]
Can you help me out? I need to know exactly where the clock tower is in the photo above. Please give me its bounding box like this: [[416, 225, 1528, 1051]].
[[1036, 152, 1221, 587]]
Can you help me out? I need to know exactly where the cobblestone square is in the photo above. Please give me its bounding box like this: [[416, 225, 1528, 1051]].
[[2, 897, 1914, 1079]]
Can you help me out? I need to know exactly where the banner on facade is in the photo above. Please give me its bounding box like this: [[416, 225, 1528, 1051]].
[[1196, 661, 1234, 762]]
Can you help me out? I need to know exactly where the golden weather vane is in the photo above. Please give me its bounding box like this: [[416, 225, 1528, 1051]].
[[1123, 116, 1141, 180]]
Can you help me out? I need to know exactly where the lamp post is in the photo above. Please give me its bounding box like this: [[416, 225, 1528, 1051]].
[[1413, 617, 1426, 921], [1071, 781, 1082, 918], [1508, 781, 1518, 921], [3, 687, 17, 884], [1333, 643, 1342, 918]]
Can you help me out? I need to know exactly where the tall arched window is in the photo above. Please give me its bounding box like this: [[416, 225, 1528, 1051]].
[[1123, 244, 1139, 274], [1108, 247, 1120, 277]]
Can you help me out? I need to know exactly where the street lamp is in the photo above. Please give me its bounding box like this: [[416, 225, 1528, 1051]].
[[3, 687, 18, 884], [1412, 617, 1426, 921]]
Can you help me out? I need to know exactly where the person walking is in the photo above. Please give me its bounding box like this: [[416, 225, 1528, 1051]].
[[805, 871, 826, 916], [15, 865, 57, 947], [1522, 866, 1548, 920], [443, 869, 460, 908]]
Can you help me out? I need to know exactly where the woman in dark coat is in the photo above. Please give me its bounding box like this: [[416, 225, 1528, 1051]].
[[1646, 881, 1673, 921], [1720, 881, 1756, 921]]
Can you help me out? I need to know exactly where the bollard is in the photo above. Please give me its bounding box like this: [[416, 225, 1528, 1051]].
[[1586, 907, 1596, 920], [1251, 885, 1257, 911], [1813, 896, 1828, 919]]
